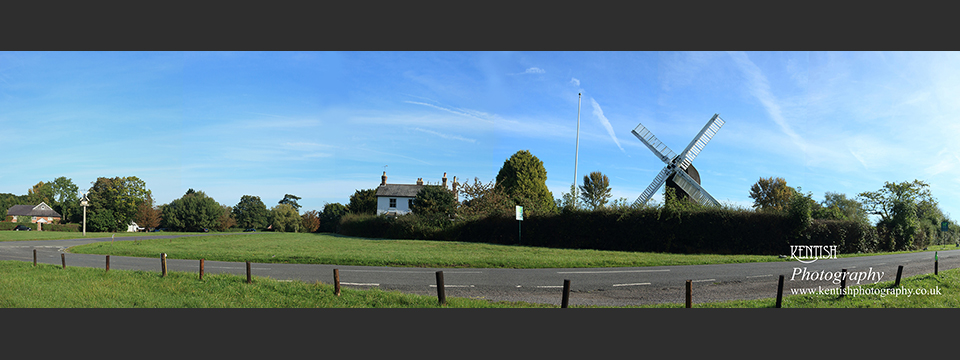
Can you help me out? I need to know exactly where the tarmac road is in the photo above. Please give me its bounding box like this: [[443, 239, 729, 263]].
[[2, 234, 957, 307]]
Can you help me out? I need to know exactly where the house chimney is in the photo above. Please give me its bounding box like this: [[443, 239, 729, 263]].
[[381, 171, 387, 186], [417, 178, 423, 185], [452, 176, 458, 201], [442, 172, 447, 188]]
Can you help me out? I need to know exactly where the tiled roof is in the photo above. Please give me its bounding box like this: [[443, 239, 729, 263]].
[[6, 202, 62, 217], [375, 184, 424, 198]]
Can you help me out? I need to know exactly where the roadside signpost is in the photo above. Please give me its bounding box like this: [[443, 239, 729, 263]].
[[80, 191, 89, 236], [516, 205, 523, 245]]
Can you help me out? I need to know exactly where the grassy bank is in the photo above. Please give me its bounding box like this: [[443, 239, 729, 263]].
[[0, 260, 551, 308], [2, 259, 956, 308], [67, 232, 784, 268]]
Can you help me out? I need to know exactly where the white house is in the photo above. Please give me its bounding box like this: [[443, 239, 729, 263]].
[[374, 171, 458, 216]]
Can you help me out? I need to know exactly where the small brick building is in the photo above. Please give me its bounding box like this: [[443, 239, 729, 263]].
[[5, 202, 62, 224]]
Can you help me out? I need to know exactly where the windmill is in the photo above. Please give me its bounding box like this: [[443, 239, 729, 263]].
[[631, 113, 725, 207]]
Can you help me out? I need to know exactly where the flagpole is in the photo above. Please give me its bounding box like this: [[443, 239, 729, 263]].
[[574, 92, 581, 208]]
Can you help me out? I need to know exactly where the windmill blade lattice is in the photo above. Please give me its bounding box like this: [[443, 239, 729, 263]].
[[631, 113, 725, 207]]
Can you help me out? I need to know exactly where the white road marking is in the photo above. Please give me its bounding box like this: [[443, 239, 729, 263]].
[[612, 283, 650, 287], [209, 266, 271, 270], [691, 279, 715, 283], [429, 285, 475, 288], [341, 270, 483, 274], [746, 274, 772, 278], [341, 282, 379, 286], [536, 285, 564, 288], [556, 269, 670, 274]]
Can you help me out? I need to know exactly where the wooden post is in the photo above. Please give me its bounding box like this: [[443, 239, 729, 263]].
[[776, 275, 784, 308], [686, 280, 692, 308], [106, 255, 110, 272], [246, 261, 252, 284], [334, 269, 341, 296], [436, 271, 446, 306], [61, 253, 65, 269], [199, 259, 204, 280], [935, 252, 939, 275], [895, 265, 903, 287], [561, 279, 571, 308], [839, 269, 846, 298], [33, 249, 37, 267], [161, 253, 167, 277]]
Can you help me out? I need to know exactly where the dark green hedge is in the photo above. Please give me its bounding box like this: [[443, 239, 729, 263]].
[[1, 222, 80, 232], [340, 209, 881, 256]]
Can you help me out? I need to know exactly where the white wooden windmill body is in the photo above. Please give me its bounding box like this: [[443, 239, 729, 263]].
[[631, 113, 725, 207]]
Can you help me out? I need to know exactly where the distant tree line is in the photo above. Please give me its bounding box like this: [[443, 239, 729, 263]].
[[2, 176, 325, 233]]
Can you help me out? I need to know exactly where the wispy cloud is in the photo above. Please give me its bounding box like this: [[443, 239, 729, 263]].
[[589, 98, 625, 153], [570, 78, 580, 87], [511, 67, 545, 75], [413, 128, 477, 143], [728, 51, 806, 153], [403, 101, 494, 124]]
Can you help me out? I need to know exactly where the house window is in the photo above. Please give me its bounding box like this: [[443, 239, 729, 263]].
[[389, 198, 397, 208], [408, 199, 414, 208]]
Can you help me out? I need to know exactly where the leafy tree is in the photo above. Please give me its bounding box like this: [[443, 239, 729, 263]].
[[216, 205, 236, 232], [814, 192, 869, 224], [319, 203, 348, 233], [27, 181, 54, 208], [0, 193, 30, 222], [556, 184, 580, 211], [88, 176, 152, 230], [495, 150, 555, 215], [161, 189, 222, 232], [411, 185, 456, 219], [301, 210, 320, 233], [788, 188, 815, 238], [279, 194, 302, 211], [133, 195, 162, 230], [579, 171, 612, 210], [348, 189, 378, 214], [858, 180, 936, 223], [233, 195, 269, 229], [269, 203, 301, 232], [88, 209, 119, 232], [860, 180, 940, 251], [50, 177, 79, 223], [748, 177, 795, 212], [456, 177, 512, 219]]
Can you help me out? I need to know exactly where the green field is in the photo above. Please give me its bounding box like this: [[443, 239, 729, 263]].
[[6, 231, 955, 269], [65, 232, 786, 268], [0, 231, 203, 242]]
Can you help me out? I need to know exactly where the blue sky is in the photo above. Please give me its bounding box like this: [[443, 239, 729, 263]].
[[2, 51, 959, 221]]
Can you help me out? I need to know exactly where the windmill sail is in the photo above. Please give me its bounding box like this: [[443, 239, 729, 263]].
[[676, 114, 724, 171], [635, 166, 672, 206], [631, 123, 677, 165], [671, 170, 720, 207]]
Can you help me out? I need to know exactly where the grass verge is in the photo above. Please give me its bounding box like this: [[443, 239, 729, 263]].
[[2, 259, 955, 308], [67, 232, 784, 268], [637, 266, 959, 308], [0, 260, 552, 308]]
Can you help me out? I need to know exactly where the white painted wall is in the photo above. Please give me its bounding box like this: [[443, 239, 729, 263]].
[[377, 196, 414, 215]]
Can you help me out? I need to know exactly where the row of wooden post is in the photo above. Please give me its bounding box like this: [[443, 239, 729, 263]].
[[33, 251, 943, 308]]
